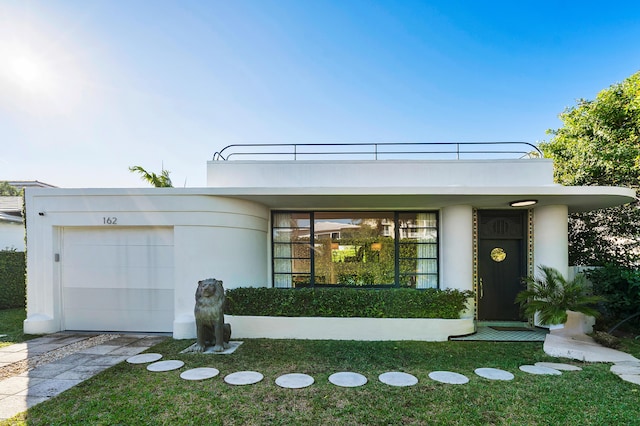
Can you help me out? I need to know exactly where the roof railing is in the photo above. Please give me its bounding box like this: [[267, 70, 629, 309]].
[[212, 142, 543, 161]]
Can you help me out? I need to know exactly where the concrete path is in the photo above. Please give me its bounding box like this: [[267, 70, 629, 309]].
[[544, 331, 640, 363], [0, 332, 167, 421]]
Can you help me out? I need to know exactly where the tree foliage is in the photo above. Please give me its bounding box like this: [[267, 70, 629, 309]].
[[540, 71, 640, 266], [586, 265, 640, 331], [0, 182, 21, 196], [128, 165, 173, 188]]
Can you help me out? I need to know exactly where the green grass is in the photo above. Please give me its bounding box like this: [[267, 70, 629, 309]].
[[2, 309, 639, 425], [619, 335, 640, 357], [0, 308, 39, 348], [2, 338, 639, 425]]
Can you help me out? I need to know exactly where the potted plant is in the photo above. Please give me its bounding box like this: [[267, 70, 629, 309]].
[[516, 265, 602, 328]]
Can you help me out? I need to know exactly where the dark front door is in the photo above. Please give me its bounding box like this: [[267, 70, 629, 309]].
[[477, 211, 527, 321]]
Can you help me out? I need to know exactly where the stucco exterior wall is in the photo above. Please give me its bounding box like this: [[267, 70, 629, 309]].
[[441, 205, 473, 292], [207, 159, 555, 188], [533, 205, 569, 277], [440, 205, 475, 318], [172, 225, 268, 338], [226, 315, 474, 341], [24, 189, 269, 336]]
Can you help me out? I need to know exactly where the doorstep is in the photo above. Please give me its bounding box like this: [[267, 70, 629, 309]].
[[451, 321, 548, 342]]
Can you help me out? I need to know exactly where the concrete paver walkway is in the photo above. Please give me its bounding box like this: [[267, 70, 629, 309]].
[[544, 331, 640, 363], [0, 332, 167, 421]]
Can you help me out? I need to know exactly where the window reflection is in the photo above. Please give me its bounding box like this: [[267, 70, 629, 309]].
[[272, 211, 438, 288]]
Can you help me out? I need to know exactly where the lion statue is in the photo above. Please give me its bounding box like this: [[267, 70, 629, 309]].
[[186, 278, 231, 353]]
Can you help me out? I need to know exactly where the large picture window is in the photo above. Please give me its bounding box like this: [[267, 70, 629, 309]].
[[272, 211, 438, 288]]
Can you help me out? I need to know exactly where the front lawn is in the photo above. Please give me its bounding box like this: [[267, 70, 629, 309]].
[[5, 336, 640, 425], [0, 308, 39, 348]]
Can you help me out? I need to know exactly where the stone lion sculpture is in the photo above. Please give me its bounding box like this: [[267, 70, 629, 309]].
[[186, 278, 231, 353]]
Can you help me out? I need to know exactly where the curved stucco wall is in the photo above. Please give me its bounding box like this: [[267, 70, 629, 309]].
[[440, 205, 474, 320], [23, 190, 269, 336], [173, 224, 268, 338], [441, 205, 473, 292], [532, 204, 568, 328], [533, 205, 568, 278]]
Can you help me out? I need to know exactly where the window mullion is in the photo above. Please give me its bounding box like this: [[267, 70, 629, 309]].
[[310, 212, 315, 288], [394, 211, 400, 288]]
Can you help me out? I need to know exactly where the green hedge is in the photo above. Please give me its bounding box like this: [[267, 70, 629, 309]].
[[587, 265, 640, 331], [225, 287, 473, 319], [0, 250, 26, 309]]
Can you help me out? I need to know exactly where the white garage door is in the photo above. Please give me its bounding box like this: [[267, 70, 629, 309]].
[[61, 227, 174, 332]]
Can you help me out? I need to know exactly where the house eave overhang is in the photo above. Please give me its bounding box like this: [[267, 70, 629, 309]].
[[199, 185, 636, 213], [24, 185, 636, 213]]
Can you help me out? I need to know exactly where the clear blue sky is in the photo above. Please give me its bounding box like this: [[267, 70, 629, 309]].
[[1, 0, 639, 188]]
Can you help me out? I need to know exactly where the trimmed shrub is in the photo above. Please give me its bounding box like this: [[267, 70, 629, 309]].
[[225, 287, 473, 319], [0, 250, 26, 309]]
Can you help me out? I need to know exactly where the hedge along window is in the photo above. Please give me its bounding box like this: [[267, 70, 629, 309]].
[[272, 211, 438, 288]]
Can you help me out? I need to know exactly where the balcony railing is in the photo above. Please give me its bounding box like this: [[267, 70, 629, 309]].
[[212, 142, 543, 161]]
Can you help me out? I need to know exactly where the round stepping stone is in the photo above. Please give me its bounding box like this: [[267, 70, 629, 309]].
[[378, 372, 418, 387], [428, 371, 469, 384], [127, 353, 163, 364], [610, 365, 640, 375], [519, 365, 561, 375], [224, 371, 264, 386], [147, 360, 184, 372], [474, 368, 515, 381], [328, 372, 368, 388], [275, 373, 315, 389], [180, 367, 220, 381], [619, 374, 640, 385], [535, 362, 582, 371]]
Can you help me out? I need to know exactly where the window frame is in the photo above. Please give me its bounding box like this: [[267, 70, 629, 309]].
[[271, 210, 439, 289]]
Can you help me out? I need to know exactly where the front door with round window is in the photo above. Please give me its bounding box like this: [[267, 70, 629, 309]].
[[477, 211, 527, 321]]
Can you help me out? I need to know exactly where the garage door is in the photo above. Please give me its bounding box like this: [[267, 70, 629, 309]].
[[61, 227, 174, 332]]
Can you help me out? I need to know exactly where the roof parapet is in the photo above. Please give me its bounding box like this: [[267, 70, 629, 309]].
[[212, 142, 543, 161]]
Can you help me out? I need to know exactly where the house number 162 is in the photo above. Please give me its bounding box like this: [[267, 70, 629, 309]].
[[103, 217, 118, 225]]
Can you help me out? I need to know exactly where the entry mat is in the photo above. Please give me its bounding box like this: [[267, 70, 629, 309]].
[[489, 326, 535, 332]]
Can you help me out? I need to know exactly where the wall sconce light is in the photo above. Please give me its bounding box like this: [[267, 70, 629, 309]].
[[509, 200, 538, 207]]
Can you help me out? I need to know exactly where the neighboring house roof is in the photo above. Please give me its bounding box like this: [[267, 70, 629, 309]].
[[7, 180, 57, 189], [1, 181, 54, 225], [0, 196, 23, 223], [0, 197, 22, 211], [313, 221, 360, 234], [0, 212, 22, 223]]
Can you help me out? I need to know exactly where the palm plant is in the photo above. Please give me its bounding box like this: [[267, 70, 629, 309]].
[[515, 265, 603, 325], [128, 165, 173, 188]]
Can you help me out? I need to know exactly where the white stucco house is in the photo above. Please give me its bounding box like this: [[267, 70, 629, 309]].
[[0, 197, 24, 251], [23, 143, 636, 340]]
